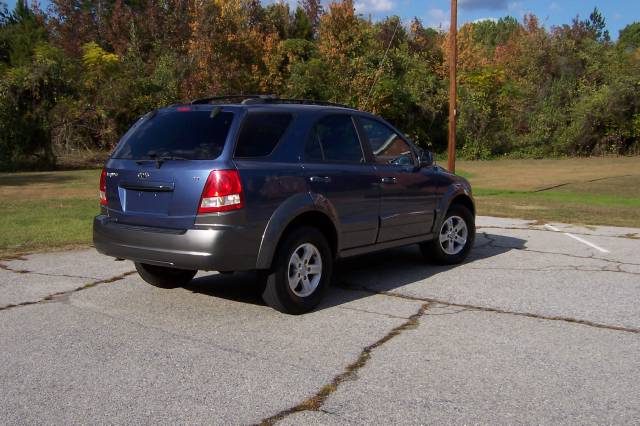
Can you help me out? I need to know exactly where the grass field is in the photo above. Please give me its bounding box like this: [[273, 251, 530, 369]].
[[1, 157, 639, 257], [455, 157, 640, 228], [0, 169, 101, 258]]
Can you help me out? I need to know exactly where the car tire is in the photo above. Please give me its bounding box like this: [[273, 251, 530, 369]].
[[262, 226, 333, 315], [135, 262, 197, 289], [420, 204, 475, 265]]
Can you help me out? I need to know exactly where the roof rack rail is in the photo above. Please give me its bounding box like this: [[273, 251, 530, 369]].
[[190, 94, 352, 109], [270, 98, 352, 109], [190, 95, 276, 105]]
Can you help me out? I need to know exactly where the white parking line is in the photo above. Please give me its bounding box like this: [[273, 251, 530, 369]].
[[544, 224, 610, 253]]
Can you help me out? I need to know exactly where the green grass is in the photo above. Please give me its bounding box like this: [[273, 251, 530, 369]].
[[1, 157, 639, 258], [0, 198, 97, 255], [457, 158, 640, 228], [473, 188, 640, 207], [0, 169, 101, 257]]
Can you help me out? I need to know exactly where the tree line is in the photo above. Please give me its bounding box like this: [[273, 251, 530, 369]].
[[1, 0, 639, 170]]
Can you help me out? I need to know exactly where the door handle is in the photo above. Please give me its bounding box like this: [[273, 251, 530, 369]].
[[380, 177, 398, 184], [309, 176, 331, 183]]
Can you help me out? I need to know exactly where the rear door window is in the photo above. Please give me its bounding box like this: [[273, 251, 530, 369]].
[[304, 115, 364, 163], [112, 109, 234, 160], [234, 112, 293, 158]]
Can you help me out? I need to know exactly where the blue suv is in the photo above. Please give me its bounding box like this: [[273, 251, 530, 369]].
[[93, 96, 475, 314]]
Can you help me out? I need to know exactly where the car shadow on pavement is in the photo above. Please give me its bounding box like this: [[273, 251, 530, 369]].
[[183, 233, 526, 311]]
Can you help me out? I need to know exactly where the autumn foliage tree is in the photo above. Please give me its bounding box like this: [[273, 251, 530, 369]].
[[0, 0, 638, 170]]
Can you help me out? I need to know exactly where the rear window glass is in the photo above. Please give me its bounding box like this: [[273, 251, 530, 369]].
[[234, 113, 293, 158], [111, 110, 234, 160]]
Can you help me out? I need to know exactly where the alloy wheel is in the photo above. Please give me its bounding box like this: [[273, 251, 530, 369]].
[[439, 215, 468, 255], [287, 243, 323, 297]]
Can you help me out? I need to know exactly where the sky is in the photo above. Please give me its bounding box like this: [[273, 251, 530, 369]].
[[5, 0, 640, 39], [349, 0, 640, 38]]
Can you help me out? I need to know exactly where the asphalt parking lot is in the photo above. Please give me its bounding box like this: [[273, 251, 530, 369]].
[[1, 216, 639, 424]]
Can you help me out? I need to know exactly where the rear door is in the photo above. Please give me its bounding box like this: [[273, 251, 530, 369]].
[[104, 107, 235, 229], [302, 114, 380, 249], [356, 116, 437, 242]]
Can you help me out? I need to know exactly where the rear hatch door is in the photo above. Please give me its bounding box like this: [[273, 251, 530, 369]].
[[104, 107, 236, 229]]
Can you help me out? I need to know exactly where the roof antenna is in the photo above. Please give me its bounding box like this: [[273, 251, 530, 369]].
[[361, 18, 401, 111]]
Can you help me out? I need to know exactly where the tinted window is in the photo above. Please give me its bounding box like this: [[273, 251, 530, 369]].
[[360, 117, 415, 166], [235, 113, 293, 157], [305, 115, 364, 163], [304, 131, 324, 162], [112, 110, 234, 160]]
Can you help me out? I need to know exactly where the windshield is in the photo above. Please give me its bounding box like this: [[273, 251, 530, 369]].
[[111, 110, 234, 160]]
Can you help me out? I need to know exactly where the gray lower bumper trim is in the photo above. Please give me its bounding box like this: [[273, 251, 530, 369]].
[[93, 215, 258, 271]]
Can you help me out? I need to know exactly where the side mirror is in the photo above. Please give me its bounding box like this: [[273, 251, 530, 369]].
[[419, 150, 433, 168]]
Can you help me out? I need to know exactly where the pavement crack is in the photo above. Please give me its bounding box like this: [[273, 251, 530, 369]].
[[336, 305, 410, 320], [477, 232, 640, 268], [0, 263, 30, 274], [423, 307, 475, 316], [466, 265, 640, 277], [338, 282, 640, 334], [515, 247, 640, 268], [0, 271, 136, 312], [0, 262, 97, 280], [257, 302, 431, 425]]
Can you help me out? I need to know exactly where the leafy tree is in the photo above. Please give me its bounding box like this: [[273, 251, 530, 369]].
[[471, 16, 519, 53], [585, 7, 610, 42], [316, 0, 371, 104], [1, 43, 70, 169], [291, 6, 313, 40], [0, 1, 61, 170], [263, 1, 291, 39], [287, 57, 331, 99], [300, 0, 323, 37], [0, 0, 47, 67], [0, 2, 9, 66], [1, 0, 639, 169], [619, 22, 640, 51], [185, 0, 265, 97]]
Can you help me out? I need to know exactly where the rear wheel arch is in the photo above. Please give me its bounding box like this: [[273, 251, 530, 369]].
[[276, 211, 339, 262], [256, 193, 340, 270]]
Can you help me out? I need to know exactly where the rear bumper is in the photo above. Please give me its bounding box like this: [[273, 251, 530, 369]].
[[93, 215, 258, 271]]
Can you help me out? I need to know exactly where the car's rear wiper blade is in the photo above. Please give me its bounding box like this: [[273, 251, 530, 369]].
[[136, 155, 188, 168], [157, 155, 188, 161]]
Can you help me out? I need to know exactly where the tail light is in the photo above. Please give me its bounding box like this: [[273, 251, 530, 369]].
[[198, 170, 244, 214], [99, 168, 107, 206]]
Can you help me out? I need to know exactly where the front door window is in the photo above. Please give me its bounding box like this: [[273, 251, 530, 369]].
[[359, 117, 415, 166]]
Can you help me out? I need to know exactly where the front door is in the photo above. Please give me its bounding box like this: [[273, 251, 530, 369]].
[[302, 114, 380, 249], [357, 116, 437, 243]]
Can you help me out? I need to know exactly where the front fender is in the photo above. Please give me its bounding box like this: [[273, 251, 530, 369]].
[[434, 183, 474, 231], [255, 192, 341, 269]]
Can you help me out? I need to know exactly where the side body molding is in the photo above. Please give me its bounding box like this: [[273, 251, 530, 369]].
[[255, 192, 341, 269]]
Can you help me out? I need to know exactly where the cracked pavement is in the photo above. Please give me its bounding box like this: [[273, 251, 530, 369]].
[[1, 216, 639, 424]]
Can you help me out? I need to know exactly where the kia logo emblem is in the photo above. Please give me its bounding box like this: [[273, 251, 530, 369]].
[[138, 172, 150, 179]]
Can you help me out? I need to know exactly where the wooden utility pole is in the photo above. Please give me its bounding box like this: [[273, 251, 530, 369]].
[[447, 0, 458, 173]]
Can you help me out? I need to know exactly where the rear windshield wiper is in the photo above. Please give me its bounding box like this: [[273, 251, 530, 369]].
[[136, 155, 188, 168]]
